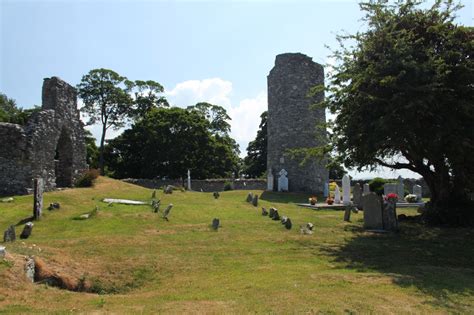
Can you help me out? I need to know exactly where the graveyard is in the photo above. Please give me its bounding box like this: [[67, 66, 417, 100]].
[[1, 176, 473, 313]]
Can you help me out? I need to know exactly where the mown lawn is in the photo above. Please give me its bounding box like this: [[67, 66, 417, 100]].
[[0, 177, 473, 314]]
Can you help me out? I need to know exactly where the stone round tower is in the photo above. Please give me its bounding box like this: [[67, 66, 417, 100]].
[[267, 53, 328, 193]]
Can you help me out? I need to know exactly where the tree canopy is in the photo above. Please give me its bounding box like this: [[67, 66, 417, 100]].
[[243, 111, 267, 178], [322, 0, 473, 225], [0, 93, 40, 125]]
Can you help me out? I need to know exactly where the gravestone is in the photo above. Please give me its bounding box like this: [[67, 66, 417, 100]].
[[151, 189, 156, 199], [252, 195, 258, 207], [306, 222, 314, 231], [25, 257, 35, 282], [213, 191, 220, 199], [284, 218, 292, 230], [383, 200, 399, 232], [384, 183, 397, 196], [246, 193, 253, 203], [413, 185, 422, 201], [272, 210, 280, 221], [342, 175, 351, 205], [3, 225, 15, 242], [262, 207, 268, 216], [280, 216, 288, 224], [352, 184, 362, 209], [33, 178, 44, 220], [397, 176, 405, 201], [334, 184, 341, 204], [47, 202, 60, 211], [278, 169, 288, 192], [212, 218, 220, 230], [344, 205, 352, 222], [300, 225, 313, 235], [164, 185, 173, 194], [0, 246, 5, 259], [269, 207, 276, 218], [187, 169, 192, 191], [152, 199, 161, 213], [267, 169, 274, 191], [162, 204, 173, 221], [363, 183, 370, 195], [363, 193, 383, 230], [20, 222, 34, 239], [323, 182, 329, 198]]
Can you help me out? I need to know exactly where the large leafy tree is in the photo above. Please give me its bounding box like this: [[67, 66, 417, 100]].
[[0, 93, 40, 125], [126, 80, 169, 120], [323, 0, 473, 225], [243, 111, 267, 178]]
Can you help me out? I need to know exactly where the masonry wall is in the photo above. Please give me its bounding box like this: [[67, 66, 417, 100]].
[[267, 53, 329, 193], [122, 178, 267, 192]]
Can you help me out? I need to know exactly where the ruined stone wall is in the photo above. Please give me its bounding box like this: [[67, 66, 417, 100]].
[[0, 77, 87, 196], [122, 178, 267, 192], [267, 53, 328, 193]]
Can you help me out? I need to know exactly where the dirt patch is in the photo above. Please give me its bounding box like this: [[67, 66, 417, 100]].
[[34, 257, 92, 292]]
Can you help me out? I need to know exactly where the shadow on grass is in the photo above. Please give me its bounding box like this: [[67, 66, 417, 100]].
[[260, 191, 314, 204], [15, 216, 34, 226], [321, 222, 474, 306]]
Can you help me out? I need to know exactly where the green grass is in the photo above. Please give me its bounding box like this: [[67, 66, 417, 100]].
[[0, 177, 473, 313]]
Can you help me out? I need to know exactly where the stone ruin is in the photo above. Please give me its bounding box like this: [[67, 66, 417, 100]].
[[267, 53, 329, 193], [0, 77, 87, 196]]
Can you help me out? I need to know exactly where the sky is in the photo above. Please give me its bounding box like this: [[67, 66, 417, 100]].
[[1, 0, 472, 179]]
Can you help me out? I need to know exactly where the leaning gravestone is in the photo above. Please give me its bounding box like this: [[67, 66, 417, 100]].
[[3, 225, 16, 242], [252, 195, 258, 207], [261, 207, 268, 216], [269, 207, 276, 218], [352, 184, 363, 209], [397, 176, 405, 201], [413, 185, 422, 202], [334, 184, 341, 204], [151, 189, 156, 199], [342, 175, 351, 205], [162, 204, 173, 221], [33, 178, 44, 220], [246, 192, 253, 203], [384, 183, 397, 197], [278, 169, 288, 192], [151, 200, 161, 213], [20, 222, 34, 239], [272, 210, 280, 221], [362, 193, 383, 230], [212, 218, 220, 230]]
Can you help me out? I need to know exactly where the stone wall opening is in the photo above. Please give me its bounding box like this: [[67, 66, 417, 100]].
[[55, 126, 74, 187]]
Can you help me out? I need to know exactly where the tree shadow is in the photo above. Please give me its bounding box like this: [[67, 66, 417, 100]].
[[319, 222, 474, 306], [259, 191, 313, 204], [15, 216, 34, 226]]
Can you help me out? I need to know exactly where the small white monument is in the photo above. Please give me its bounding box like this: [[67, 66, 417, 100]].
[[278, 169, 288, 192], [334, 184, 341, 204], [342, 174, 351, 205], [187, 169, 192, 191], [267, 169, 274, 191]]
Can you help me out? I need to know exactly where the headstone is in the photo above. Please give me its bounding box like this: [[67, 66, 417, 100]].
[[363, 183, 370, 195], [397, 176, 404, 201], [47, 202, 60, 211], [246, 193, 253, 203], [413, 185, 422, 202], [151, 189, 156, 199], [212, 218, 220, 230], [306, 222, 314, 231], [384, 183, 397, 197], [33, 178, 44, 220], [344, 205, 352, 222], [0, 246, 5, 259], [252, 195, 258, 207], [267, 169, 274, 191], [334, 184, 341, 204], [278, 169, 288, 192], [269, 207, 276, 218], [164, 185, 173, 194], [213, 191, 220, 199], [261, 207, 268, 216], [362, 193, 383, 230], [162, 204, 173, 221], [352, 184, 362, 209], [20, 222, 34, 239], [25, 257, 35, 282], [152, 199, 161, 213], [272, 210, 280, 221], [280, 216, 288, 224], [300, 225, 313, 235], [342, 175, 351, 205], [284, 218, 292, 230], [323, 182, 329, 198], [3, 225, 15, 242], [187, 169, 192, 191], [383, 199, 399, 232]]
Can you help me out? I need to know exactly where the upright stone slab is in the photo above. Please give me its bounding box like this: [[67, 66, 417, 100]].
[[342, 175, 351, 205], [383, 200, 399, 232], [413, 185, 422, 202], [334, 184, 341, 204], [33, 178, 44, 220], [384, 183, 397, 196], [362, 193, 383, 230], [212, 218, 220, 230], [20, 222, 34, 239], [252, 195, 258, 207], [397, 176, 405, 201], [278, 169, 288, 192], [187, 169, 191, 191], [267, 53, 328, 193], [352, 183, 362, 209], [267, 169, 274, 191], [363, 183, 370, 195], [3, 225, 15, 242], [323, 182, 329, 198]]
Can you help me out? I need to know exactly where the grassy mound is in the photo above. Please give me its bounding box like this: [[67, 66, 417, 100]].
[[0, 177, 473, 313]]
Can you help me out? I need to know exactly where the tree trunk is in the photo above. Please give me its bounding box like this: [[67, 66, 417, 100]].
[[98, 123, 107, 176]]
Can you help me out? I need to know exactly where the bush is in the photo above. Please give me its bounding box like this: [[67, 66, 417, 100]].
[[75, 169, 100, 187], [405, 194, 418, 203], [368, 177, 388, 196], [223, 181, 233, 191]]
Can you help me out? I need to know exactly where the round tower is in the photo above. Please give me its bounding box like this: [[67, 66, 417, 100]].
[[267, 53, 328, 193]]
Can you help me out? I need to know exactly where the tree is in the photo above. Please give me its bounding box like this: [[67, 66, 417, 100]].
[[243, 111, 267, 178], [84, 130, 99, 169], [126, 80, 168, 120], [104, 107, 240, 179], [77, 69, 134, 175], [0, 93, 40, 125], [322, 0, 474, 225]]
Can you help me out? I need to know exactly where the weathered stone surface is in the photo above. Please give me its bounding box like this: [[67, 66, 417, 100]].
[[277, 169, 289, 192], [344, 205, 352, 222], [262, 207, 268, 216], [306, 222, 314, 231], [0, 246, 5, 259], [383, 200, 399, 232], [33, 178, 44, 220], [20, 222, 34, 239], [323, 182, 329, 198], [300, 225, 313, 235], [164, 185, 173, 194], [269, 207, 276, 218], [281, 216, 288, 224], [47, 202, 60, 211], [272, 210, 280, 221], [151, 199, 161, 213], [363, 183, 370, 195], [3, 225, 15, 242], [363, 193, 383, 230], [25, 256, 35, 282], [384, 183, 397, 197], [0, 77, 87, 196], [334, 184, 341, 204], [103, 198, 147, 205], [246, 193, 253, 203], [252, 195, 258, 207], [413, 185, 422, 201], [397, 176, 405, 201], [267, 53, 328, 193], [151, 189, 157, 199], [162, 204, 173, 221], [213, 191, 220, 199], [267, 169, 274, 191], [284, 218, 292, 230], [212, 218, 220, 230], [353, 184, 363, 209], [342, 175, 351, 205]]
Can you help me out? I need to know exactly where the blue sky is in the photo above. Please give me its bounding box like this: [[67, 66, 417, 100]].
[[1, 0, 472, 179]]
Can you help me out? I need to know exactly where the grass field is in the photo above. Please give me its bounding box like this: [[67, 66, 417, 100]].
[[1, 177, 473, 314]]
